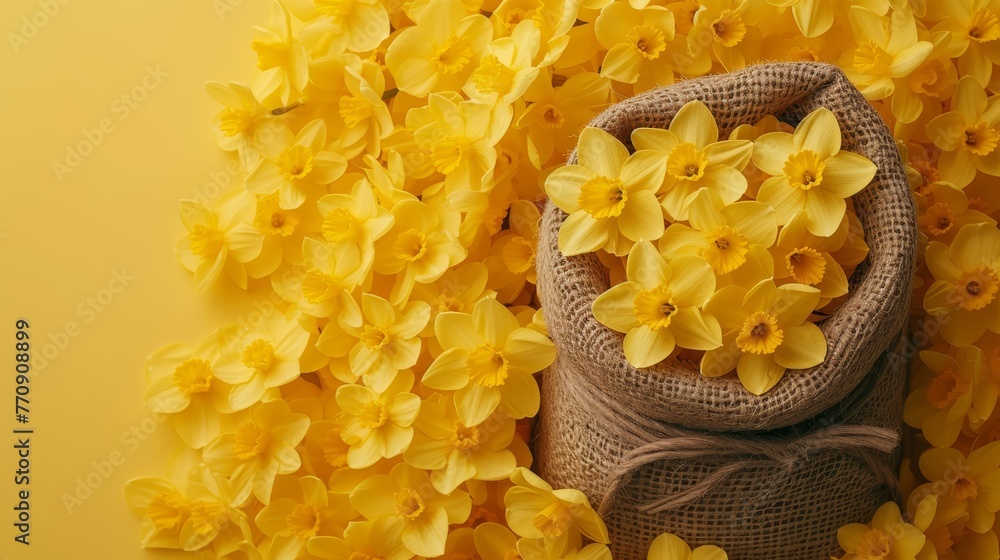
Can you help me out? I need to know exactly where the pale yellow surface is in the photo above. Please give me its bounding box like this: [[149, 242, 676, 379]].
[[1, 1, 272, 557]]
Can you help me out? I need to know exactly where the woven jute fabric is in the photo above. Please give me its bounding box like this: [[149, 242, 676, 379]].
[[536, 62, 916, 432], [536, 329, 907, 560]]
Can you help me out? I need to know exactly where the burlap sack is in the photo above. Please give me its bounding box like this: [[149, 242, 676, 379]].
[[536, 330, 906, 560], [534, 63, 915, 559], [536, 62, 916, 432]]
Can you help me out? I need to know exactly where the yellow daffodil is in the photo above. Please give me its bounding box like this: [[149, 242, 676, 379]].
[[844, 7, 934, 101], [924, 223, 1000, 346], [125, 466, 248, 552], [206, 81, 274, 171], [337, 369, 422, 468], [466, 21, 542, 105], [412, 262, 493, 337], [926, 76, 1000, 188], [202, 399, 310, 505], [689, 0, 761, 72], [308, 56, 395, 159], [246, 120, 348, 209], [889, 33, 958, 125], [284, 238, 365, 324], [659, 190, 777, 285], [307, 520, 410, 560], [144, 329, 242, 449], [752, 108, 877, 236], [315, 293, 430, 392], [592, 241, 722, 368], [317, 179, 395, 277], [646, 532, 727, 560], [486, 199, 540, 303], [350, 463, 472, 557], [702, 279, 825, 395], [837, 502, 926, 560], [255, 475, 356, 560], [595, 3, 677, 89], [489, 0, 577, 65], [517, 540, 613, 560], [930, 0, 1000, 88], [904, 346, 996, 448], [769, 211, 852, 300], [177, 191, 264, 292], [475, 522, 522, 560], [373, 199, 468, 305], [545, 127, 667, 256], [385, 0, 492, 97], [251, 1, 309, 105], [516, 71, 610, 169], [286, 0, 390, 53], [504, 467, 610, 560], [252, 193, 319, 270], [916, 181, 996, 244], [407, 93, 508, 194], [421, 297, 556, 425], [404, 394, 518, 493], [212, 311, 310, 411], [918, 441, 1000, 533], [631, 100, 753, 221]]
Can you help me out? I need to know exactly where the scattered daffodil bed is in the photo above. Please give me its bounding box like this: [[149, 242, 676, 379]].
[[121, 0, 1000, 558]]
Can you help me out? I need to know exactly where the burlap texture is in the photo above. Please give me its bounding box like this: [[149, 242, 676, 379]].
[[536, 330, 907, 560], [536, 62, 916, 432]]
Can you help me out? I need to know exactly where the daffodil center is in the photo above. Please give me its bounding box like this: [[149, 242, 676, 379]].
[[668, 142, 708, 181], [435, 35, 473, 74], [736, 312, 783, 355], [189, 224, 225, 258], [340, 96, 373, 128], [360, 324, 390, 350], [628, 25, 667, 60], [323, 208, 363, 243], [783, 150, 825, 190], [277, 145, 315, 180], [711, 10, 746, 47], [430, 137, 472, 174], [252, 38, 290, 70], [286, 504, 322, 539], [855, 528, 892, 560], [963, 122, 999, 156], [219, 107, 254, 137], [173, 358, 214, 394], [393, 228, 429, 262], [451, 421, 481, 449], [633, 286, 677, 330], [189, 501, 228, 536], [256, 204, 299, 237], [394, 488, 426, 520], [952, 472, 979, 500], [359, 400, 389, 429], [147, 493, 189, 529], [532, 503, 571, 539], [704, 225, 749, 274], [233, 422, 270, 460], [472, 54, 515, 95], [911, 60, 951, 97], [927, 368, 971, 409], [921, 203, 954, 236], [954, 266, 999, 311], [241, 338, 275, 371], [302, 269, 341, 304], [502, 236, 536, 274], [853, 39, 892, 74], [467, 343, 509, 388], [578, 176, 628, 219], [968, 8, 1000, 42], [785, 247, 827, 285], [537, 104, 566, 129], [322, 426, 349, 467]]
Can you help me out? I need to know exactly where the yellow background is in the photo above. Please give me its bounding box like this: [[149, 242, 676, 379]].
[[1, 1, 273, 557]]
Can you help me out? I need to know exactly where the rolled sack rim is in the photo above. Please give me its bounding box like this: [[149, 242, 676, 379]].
[[537, 61, 917, 432]]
